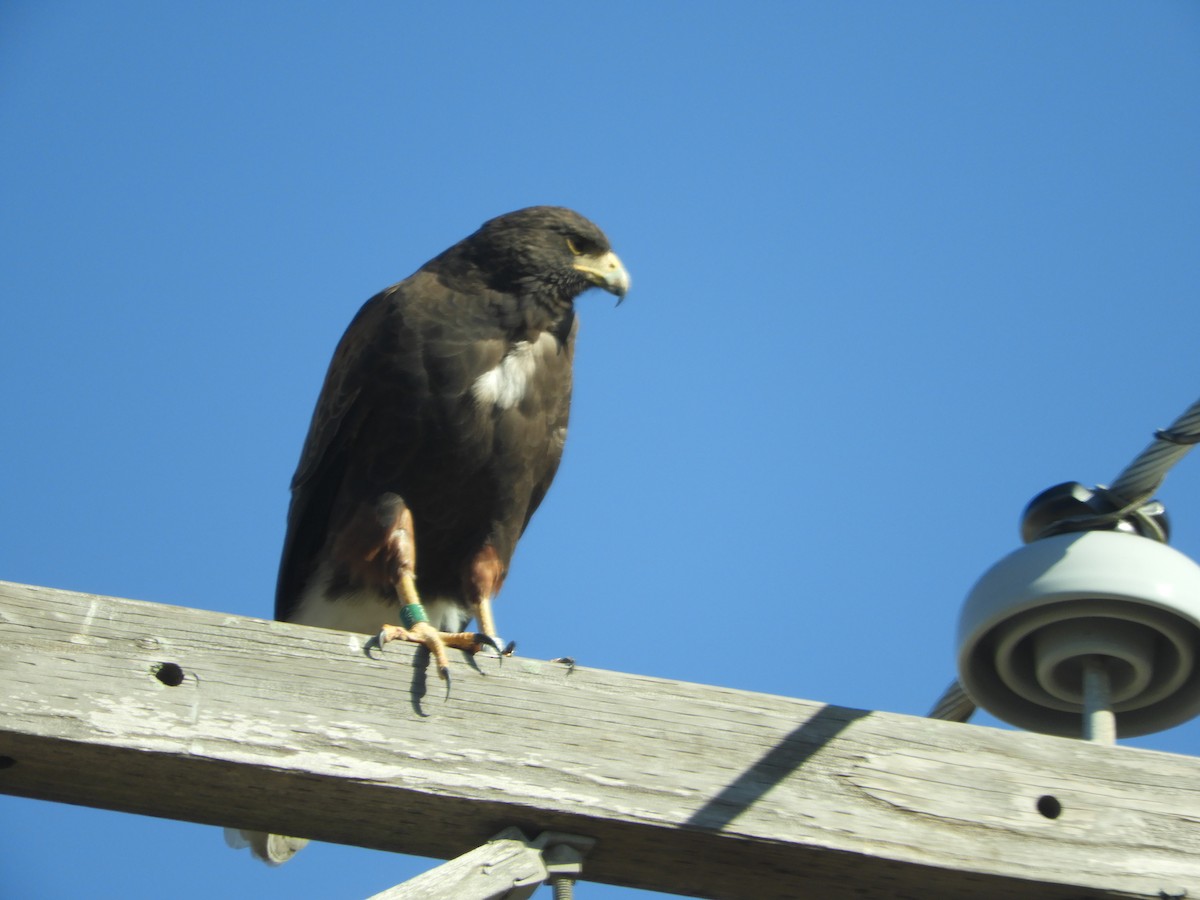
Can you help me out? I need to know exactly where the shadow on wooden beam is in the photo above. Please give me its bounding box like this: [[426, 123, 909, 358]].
[[1, 580, 1198, 899]]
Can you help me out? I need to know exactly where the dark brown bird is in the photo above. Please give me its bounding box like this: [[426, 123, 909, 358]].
[[227, 206, 629, 863]]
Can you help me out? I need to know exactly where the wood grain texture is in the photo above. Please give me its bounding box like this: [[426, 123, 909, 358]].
[[366, 828, 546, 899], [1, 580, 1198, 899]]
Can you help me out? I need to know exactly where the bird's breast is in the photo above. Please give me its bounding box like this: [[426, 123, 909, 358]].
[[471, 331, 559, 411]]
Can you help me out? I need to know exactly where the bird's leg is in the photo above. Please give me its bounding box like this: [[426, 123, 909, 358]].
[[467, 546, 517, 657], [472, 595, 516, 657], [365, 495, 498, 681], [380, 567, 497, 654], [370, 498, 452, 680]]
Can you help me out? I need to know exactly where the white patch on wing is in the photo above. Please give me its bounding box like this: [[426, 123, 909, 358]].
[[472, 332, 556, 410]]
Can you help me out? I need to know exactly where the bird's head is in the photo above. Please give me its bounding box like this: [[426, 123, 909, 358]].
[[464, 206, 630, 304]]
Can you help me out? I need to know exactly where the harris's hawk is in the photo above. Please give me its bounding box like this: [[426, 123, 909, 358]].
[[228, 207, 628, 863]]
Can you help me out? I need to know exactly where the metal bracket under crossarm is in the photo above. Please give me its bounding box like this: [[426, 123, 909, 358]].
[[366, 827, 596, 900]]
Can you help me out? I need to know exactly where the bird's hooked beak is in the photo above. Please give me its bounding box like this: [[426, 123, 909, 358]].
[[574, 250, 631, 304]]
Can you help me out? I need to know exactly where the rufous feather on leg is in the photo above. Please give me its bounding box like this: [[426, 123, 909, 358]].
[[363, 494, 497, 688], [466, 544, 517, 658]]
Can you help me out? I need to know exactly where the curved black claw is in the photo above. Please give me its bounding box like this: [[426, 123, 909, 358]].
[[439, 666, 451, 700], [477, 635, 515, 666], [473, 633, 500, 653], [364, 631, 387, 658]]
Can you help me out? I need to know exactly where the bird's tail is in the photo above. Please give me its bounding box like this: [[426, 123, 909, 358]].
[[224, 827, 309, 865]]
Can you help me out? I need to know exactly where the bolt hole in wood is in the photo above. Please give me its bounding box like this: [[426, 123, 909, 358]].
[[153, 662, 185, 687], [1036, 795, 1062, 819]]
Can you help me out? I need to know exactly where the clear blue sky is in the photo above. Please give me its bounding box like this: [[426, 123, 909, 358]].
[[3, 3, 1199, 898]]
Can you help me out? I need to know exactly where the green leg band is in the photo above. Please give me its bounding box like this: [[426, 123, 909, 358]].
[[400, 603, 429, 629]]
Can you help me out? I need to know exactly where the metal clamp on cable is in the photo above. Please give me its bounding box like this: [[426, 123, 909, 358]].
[[932, 395, 1200, 740], [1019, 481, 1169, 544]]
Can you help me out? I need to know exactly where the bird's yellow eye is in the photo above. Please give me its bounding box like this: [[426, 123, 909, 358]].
[[566, 237, 584, 256]]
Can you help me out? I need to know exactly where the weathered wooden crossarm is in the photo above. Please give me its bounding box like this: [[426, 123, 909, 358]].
[[1, 580, 1197, 899]]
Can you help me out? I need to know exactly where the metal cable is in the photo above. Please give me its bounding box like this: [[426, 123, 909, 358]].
[[927, 678, 978, 723], [927, 395, 1200, 723], [1109, 396, 1200, 505]]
